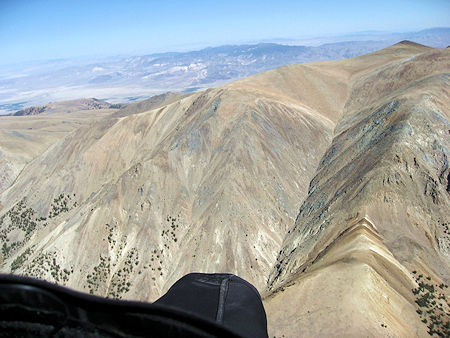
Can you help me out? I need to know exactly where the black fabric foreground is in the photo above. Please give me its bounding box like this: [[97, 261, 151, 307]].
[[0, 273, 268, 338], [155, 273, 268, 338]]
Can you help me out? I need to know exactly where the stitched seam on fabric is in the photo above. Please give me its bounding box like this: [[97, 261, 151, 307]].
[[215, 278, 229, 324]]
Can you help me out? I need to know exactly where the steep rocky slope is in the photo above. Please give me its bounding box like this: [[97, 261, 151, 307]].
[[265, 42, 449, 337], [0, 42, 448, 336], [0, 60, 345, 299]]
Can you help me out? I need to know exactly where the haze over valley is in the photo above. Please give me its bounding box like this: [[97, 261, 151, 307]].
[[1, 28, 449, 115]]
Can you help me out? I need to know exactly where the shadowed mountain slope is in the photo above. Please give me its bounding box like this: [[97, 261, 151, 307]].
[[265, 43, 449, 337]]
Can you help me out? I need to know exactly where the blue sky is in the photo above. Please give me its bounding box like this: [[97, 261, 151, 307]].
[[1, 0, 449, 65]]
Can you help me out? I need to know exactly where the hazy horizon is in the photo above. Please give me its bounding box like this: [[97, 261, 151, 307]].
[[1, 0, 449, 66]]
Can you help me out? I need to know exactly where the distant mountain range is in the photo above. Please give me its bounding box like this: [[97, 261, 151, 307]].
[[0, 27, 449, 115]]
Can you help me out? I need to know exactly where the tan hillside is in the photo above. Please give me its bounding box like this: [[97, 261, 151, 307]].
[[0, 107, 117, 194], [0, 41, 449, 336], [112, 92, 190, 118], [265, 43, 450, 337], [0, 66, 340, 297]]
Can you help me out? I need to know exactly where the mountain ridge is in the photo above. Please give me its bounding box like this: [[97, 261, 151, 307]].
[[264, 43, 449, 336], [0, 41, 449, 336]]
